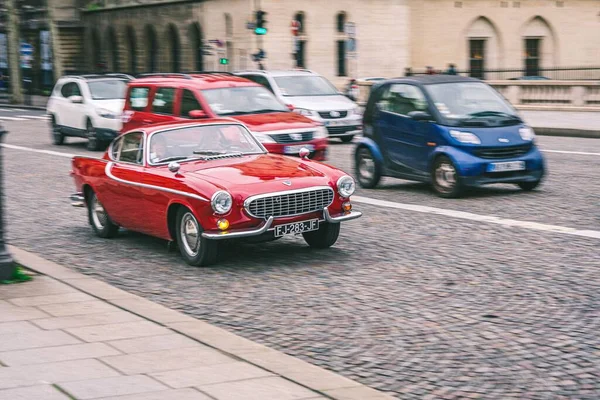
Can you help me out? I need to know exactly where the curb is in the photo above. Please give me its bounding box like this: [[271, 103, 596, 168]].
[[7, 244, 397, 400], [533, 127, 600, 139], [0, 103, 46, 111]]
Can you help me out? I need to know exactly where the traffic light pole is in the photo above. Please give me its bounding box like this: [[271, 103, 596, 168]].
[[0, 124, 16, 281]]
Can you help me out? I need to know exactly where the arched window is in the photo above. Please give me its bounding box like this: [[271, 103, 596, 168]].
[[225, 14, 233, 71], [144, 25, 158, 72], [522, 16, 556, 76], [465, 17, 501, 79], [189, 23, 204, 72], [125, 26, 137, 74], [90, 28, 102, 72], [167, 24, 181, 72], [336, 12, 346, 33], [106, 27, 119, 72]]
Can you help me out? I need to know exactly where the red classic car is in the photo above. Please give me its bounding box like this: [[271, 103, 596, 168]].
[[70, 120, 362, 266]]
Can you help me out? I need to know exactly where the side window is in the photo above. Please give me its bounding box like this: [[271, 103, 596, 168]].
[[110, 137, 123, 160], [152, 87, 176, 115], [60, 82, 74, 98], [129, 87, 150, 111], [118, 132, 144, 164], [180, 90, 202, 118], [72, 83, 82, 96], [380, 84, 428, 116], [246, 75, 274, 93]]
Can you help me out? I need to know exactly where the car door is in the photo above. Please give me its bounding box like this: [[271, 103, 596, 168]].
[[100, 131, 147, 230], [177, 89, 205, 119], [147, 86, 179, 125], [376, 83, 432, 174], [59, 82, 85, 132], [123, 86, 151, 131]]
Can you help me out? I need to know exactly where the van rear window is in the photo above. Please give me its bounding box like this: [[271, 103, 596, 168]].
[[129, 87, 150, 111]]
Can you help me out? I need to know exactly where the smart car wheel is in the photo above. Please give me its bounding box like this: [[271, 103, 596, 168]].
[[50, 116, 65, 145], [340, 135, 354, 143], [432, 156, 463, 198], [176, 208, 218, 267], [88, 191, 119, 238], [303, 222, 340, 249], [518, 180, 542, 191], [355, 147, 381, 188], [86, 120, 103, 151]]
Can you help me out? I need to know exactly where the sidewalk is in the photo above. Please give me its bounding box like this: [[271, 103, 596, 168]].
[[0, 246, 394, 400], [0, 94, 48, 109]]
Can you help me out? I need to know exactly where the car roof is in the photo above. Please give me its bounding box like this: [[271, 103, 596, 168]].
[[235, 69, 317, 77], [129, 118, 246, 135], [384, 75, 481, 85], [129, 72, 258, 89], [59, 74, 133, 82]]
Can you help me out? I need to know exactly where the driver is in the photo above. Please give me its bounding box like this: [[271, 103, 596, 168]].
[[150, 135, 168, 163]]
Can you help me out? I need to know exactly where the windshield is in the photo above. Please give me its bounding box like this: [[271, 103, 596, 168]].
[[88, 80, 128, 100], [426, 82, 521, 127], [274, 76, 339, 96], [148, 124, 265, 164], [202, 86, 288, 116]]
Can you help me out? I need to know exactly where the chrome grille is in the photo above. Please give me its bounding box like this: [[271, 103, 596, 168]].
[[318, 110, 348, 119], [271, 131, 315, 144], [474, 144, 532, 159], [245, 187, 334, 218]]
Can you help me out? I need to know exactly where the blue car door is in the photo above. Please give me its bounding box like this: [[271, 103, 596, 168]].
[[376, 83, 431, 174]]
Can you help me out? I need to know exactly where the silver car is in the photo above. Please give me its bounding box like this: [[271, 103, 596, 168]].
[[235, 69, 362, 143]]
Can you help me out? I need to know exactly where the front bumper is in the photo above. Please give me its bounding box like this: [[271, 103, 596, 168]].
[[70, 192, 85, 207], [263, 138, 328, 161], [202, 207, 362, 240]]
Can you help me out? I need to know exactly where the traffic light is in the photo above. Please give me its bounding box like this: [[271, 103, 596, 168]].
[[219, 58, 229, 65], [254, 10, 267, 35]]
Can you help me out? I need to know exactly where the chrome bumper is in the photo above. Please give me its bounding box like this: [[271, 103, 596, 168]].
[[70, 192, 85, 208], [201, 207, 361, 240]]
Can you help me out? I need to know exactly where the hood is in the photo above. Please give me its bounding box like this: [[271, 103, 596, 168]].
[[91, 99, 125, 114], [284, 95, 357, 112], [232, 112, 319, 133]]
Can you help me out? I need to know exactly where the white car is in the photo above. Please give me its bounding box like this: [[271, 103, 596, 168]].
[[236, 70, 362, 143], [47, 74, 132, 150]]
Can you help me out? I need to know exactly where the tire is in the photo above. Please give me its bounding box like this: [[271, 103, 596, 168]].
[[355, 146, 381, 189], [302, 222, 340, 249], [50, 115, 65, 145], [86, 120, 103, 151], [175, 207, 218, 267], [431, 155, 463, 198], [340, 135, 354, 143], [87, 191, 119, 238], [518, 180, 542, 191]]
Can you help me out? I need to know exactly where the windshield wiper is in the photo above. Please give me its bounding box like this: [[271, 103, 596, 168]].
[[154, 156, 193, 163], [193, 151, 244, 159], [467, 111, 522, 121], [250, 109, 286, 114], [193, 151, 225, 156]]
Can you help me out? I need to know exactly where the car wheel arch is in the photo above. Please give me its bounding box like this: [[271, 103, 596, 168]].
[[167, 201, 202, 241]]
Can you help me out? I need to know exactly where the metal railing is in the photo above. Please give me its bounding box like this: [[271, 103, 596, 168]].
[[407, 66, 600, 81]]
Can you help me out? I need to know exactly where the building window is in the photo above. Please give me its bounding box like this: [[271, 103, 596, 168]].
[[294, 12, 306, 68], [525, 38, 540, 76], [337, 41, 346, 76], [336, 12, 346, 33], [469, 39, 485, 79]]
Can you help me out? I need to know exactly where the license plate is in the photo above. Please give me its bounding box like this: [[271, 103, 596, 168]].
[[274, 219, 319, 237], [324, 120, 347, 127], [487, 161, 526, 172], [284, 144, 314, 154]]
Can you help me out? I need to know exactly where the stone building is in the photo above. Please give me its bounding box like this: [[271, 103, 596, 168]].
[[1, 0, 599, 89]]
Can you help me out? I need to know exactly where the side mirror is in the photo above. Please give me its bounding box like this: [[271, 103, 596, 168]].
[[168, 161, 181, 173], [286, 104, 294, 111], [69, 95, 83, 104], [189, 110, 207, 119], [408, 111, 432, 122]]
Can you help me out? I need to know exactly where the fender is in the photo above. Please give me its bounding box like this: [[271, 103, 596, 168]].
[[355, 137, 385, 167], [428, 146, 482, 177]]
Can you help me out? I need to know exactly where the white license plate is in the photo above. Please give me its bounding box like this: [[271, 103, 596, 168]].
[[487, 161, 526, 172], [284, 144, 314, 154], [324, 120, 348, 127], [274, 219, 319, 237]]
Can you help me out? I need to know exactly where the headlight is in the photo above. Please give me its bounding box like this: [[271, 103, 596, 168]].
[[519, 127, 536, 141], [96, 108, 117, 119], [211, 191, 232, 214], [293, 108, 315, 117], [251, 132, 276, 144], [449, 130, 481, 144], [337, 175, 356, 198], [314, 126, 328, 139]]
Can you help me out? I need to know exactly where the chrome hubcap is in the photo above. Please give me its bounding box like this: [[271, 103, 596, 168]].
[[180, 212, 201, 257], [91, 195, 108, 229], [358, 149, 375, 181], [435, 162, 456, 189]]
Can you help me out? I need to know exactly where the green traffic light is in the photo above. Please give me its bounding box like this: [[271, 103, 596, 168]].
[[254, 27, 267, 35], [219, 58, 229, 65]]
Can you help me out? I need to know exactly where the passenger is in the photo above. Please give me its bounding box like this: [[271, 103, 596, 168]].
[[150, 135, 168, 163]]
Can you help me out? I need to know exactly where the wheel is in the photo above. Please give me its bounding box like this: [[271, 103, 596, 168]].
[[302, 222, 340, 249], [431, 156, 463, 198], [175, 207, 218, 267], [355, 146, 381, 188], [340, 135, 354, 143], [87, 191, 119, 238], [518, 180, 542, 191], [50, 115, 65, 145], [86, 120, 103, 151]]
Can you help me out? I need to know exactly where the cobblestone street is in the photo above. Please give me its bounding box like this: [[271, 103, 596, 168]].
[[2, 118, 600, 399]]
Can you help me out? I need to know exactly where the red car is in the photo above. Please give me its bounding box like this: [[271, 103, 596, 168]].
[[121, 72, 328, 161], [70, 120, 361, 266]]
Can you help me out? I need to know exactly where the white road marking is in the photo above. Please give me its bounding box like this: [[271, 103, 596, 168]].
[[352, 196, 600, 240], [0, 116, 27, 121], [541, 149, 600, 156], [1, 143, 75, 158], [1, 142, 598, 240], [0, 108, 26, 112]]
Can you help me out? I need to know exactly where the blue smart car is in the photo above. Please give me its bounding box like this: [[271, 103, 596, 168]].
[[355, 75, 545, 198]]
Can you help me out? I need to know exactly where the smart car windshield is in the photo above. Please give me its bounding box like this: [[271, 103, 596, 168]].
[[274, 76, 339, 96], [202, 86, 288, 116], [88, 80, 128, 100], [148, 124, 265, 164], [426, 82, 521, 127]]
